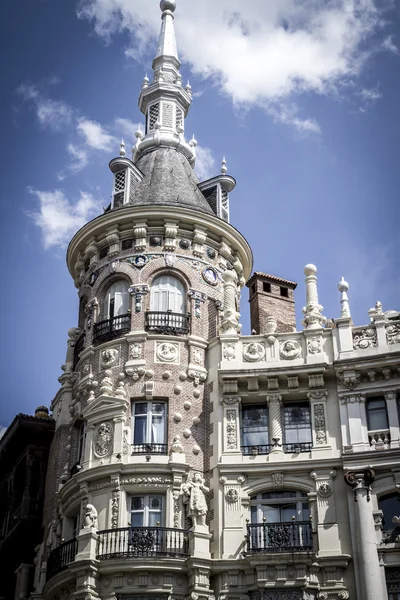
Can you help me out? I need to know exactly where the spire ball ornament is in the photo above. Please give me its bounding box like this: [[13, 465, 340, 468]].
[[338, 277, 349, 293], [160, 0, 176, 12]]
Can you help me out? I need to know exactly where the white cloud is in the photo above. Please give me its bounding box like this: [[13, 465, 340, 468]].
[[77, 0, 395, 130], [27, 188, 103, 249], [360, 87, 382, 102], [114, 117, 141, 141], [18, 82, 73, 131], [67, 143, 89, 171], [194, 145, 216, 181], [382, 35, 399, 54], [77, 118, 116, 151]]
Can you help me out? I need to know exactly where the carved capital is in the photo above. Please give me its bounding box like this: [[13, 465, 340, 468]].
[[344, 469, 375, 502], [222, 396, 241, 406], [266, 393, 282, 405]]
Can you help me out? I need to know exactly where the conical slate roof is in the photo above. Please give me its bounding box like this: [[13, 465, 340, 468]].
[[131, 148, 214, 215]]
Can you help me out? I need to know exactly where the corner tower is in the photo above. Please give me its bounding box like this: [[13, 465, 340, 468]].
[[37, 2, 252, 599]]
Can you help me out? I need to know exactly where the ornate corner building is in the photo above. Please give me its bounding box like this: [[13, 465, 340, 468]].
[[25, 2, 400, 600]]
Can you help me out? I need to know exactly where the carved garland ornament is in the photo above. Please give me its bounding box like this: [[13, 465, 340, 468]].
[[313, 403, 327, 445], [93, 422, 113, 458], [226, 409, 238, 450]]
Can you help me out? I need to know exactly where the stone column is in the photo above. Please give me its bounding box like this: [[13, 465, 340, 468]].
[[220, 270, 240, 336], [344, 470, 388, 600], [267, 394, 283, 453]]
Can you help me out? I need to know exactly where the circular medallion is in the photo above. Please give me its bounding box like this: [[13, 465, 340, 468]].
[[134, 255, 148, 268], [202, 266, 218, 286], [179, 238, 191, 249], [207, 248, 216, 259]]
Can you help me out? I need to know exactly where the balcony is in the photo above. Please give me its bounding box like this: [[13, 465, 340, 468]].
[[241, 442, 313, 456], [246, 521, 313, 553], [96, 527, 190, 559], [145, 311, 190, 335], [369, 429, 391, 450], [131, 443, 168, 455], [73, 332, 85, 369], [93, 314, 130, 344], [46, 538, 78, 581]]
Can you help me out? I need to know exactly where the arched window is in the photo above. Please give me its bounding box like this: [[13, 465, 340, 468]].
[[146, 275, 189, 335], [93, 280, 131, 344], [247, 491, 312, 553], [150, 275, 185, 314], [104, 281, 130, 319]]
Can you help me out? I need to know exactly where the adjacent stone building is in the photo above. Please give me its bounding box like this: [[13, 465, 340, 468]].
[[26, 2, 400, 600], [0, 407, 54, 600]]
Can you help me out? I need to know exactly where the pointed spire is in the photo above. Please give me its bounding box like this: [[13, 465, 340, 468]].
[[119, 139, 126, 157], [221, 157, 227, 175], [154, 0, 179, 66]]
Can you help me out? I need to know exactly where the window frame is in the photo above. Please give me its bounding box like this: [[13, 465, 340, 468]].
[[283, 403, 312, 446], [131, 400, 168, 453], [366, 397, 389, 431], [128, 494, 165, 528], [250, 491, 310, 524], [103, 280, 130, 320]]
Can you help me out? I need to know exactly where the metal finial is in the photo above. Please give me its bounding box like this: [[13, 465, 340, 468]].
[[221, 156, 227, 175], [119, 139, 126, 157]]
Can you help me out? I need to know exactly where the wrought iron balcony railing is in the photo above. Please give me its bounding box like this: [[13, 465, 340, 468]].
[[73, 332, 85, 369], [282, 442, 313, 453], [96, 527, 190, 559], [241, 444, 273, 455], [241, 442, 313, 456], [93, 314, 131, 344], [145, 311, 190, 335], [131, 443, 168, 455], [246, 521, 313, 553], [46, 538, 78, 581]]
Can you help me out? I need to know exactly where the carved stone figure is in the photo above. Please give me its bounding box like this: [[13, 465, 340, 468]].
[[94, 422, 113, 458], [243, 343, 265, 362], [280, 340, 302, 360], [182, 472, 209, 527], [84, 504, 98, 529], [102, 348, 119, 367], [156, 342, 179, 363]]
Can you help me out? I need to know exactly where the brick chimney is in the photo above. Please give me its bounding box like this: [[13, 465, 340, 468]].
[[247, 272, 297, 334]]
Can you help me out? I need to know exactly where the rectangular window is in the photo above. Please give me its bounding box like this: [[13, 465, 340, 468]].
[[149, 103, 160, 130], [130, 495, 164, 527], [280, 286, 289, 298], [367, 398, 389, 431], [114, 170, 126, 192], [284, 404, 312, 445], [263, 282, 271, 293], [122, 239, 133, 250], [242, 405, 268, 448], [99, 246, 109, 260], [132, 401, 167, 454]]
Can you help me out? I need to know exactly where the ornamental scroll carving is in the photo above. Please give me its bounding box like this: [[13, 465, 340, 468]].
[[386, 322, 400, 345], [353, 327, 377, 350], [93, 422, 113, 458]]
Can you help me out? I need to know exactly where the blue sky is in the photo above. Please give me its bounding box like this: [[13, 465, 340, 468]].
[[1, 0, 400, 431]]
